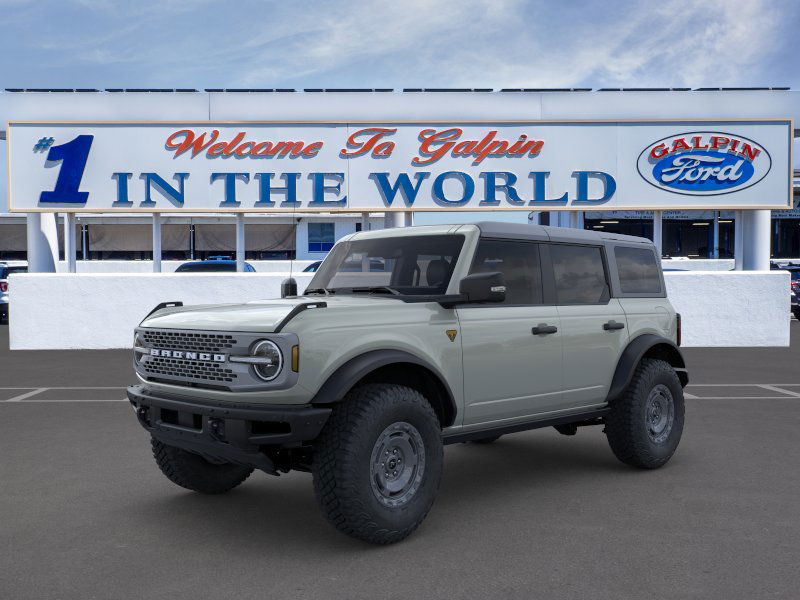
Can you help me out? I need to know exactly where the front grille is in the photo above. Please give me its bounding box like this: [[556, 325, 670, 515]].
[[143, 355, 238, 383], [142, 330, 237, 352]]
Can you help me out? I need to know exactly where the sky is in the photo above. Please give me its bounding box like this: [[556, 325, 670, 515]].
[[1, 0, 798, 223], [1, 0, 797, 91]]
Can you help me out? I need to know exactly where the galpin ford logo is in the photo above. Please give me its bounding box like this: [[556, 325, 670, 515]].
[[637, 132, 771, 196]]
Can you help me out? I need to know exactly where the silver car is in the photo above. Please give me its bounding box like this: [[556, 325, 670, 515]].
[[0, 261, 28, 323], [128, 223, 687, 544]]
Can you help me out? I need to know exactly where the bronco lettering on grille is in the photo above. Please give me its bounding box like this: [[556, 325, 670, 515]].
[[150, 349, 226, 362]]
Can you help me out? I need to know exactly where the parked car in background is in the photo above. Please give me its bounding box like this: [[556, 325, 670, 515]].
[[303, 261, 322, 272], [783, 266, 800, 320], [0, 261, 28, 323], [175, 258, 256, 273]]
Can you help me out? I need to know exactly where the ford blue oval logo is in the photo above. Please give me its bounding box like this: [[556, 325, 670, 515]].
[[637, 132, 771, 196]]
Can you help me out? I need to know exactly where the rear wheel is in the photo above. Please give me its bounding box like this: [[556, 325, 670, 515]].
[[151, 438, 253, 494], [312, 383, 443, 544], [605, 358, 684, 469]]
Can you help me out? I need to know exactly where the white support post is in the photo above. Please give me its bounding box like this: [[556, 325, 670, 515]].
[[712, 211, 720, 259], [734, 210, 744, 270], [741, 210, 771, 270], [64, 212, 76, 273], [403, 211, 414, 227], [235, 213, 245, 272], [385, 212, 405, 228], [152, 213, 162, 273], [25, 213, 59, 273], [652, 210, 663, 256], [361, 212, 369, 232], [81, 223, 89, 261]]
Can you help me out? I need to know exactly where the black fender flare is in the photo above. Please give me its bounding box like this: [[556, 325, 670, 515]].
[[606, 334, 688, 402], [310, 349, 457, 426]]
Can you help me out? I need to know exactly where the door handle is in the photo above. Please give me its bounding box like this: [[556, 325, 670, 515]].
[[603, 320, 625, 331], [532, 324, 558, 335]]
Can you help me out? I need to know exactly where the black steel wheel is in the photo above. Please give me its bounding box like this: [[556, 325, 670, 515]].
[[605, 358, 685, 469], [312, 383, 443, 544]]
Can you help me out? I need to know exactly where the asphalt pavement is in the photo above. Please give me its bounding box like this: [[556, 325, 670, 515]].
[[1, 323, 799, 599]]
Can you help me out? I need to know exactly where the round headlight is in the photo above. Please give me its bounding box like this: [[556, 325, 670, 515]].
[[252, 340, 283, 381], [133, 333, 146, 365]]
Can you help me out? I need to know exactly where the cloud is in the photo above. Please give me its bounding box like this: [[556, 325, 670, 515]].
[[0, 0, 796, 89]]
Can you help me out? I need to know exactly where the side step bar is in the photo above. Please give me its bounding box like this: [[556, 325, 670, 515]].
[[442, 407, 610, 445]]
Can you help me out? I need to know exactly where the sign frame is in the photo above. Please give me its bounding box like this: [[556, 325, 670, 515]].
[[7, 118, 794, 213]]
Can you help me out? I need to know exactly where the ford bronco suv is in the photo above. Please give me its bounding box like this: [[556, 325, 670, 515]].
[[128, 222, 687, 544]]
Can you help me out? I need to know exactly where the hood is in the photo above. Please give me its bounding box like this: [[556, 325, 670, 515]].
[[140, 295, 402, 332]]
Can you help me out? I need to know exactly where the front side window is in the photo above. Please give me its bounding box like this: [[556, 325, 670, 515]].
[[307, 234, 465, 296], [615, 246, 662, 294], [469, 240, 542, 305], [308, 223, 335, 253], [551, 244, 608, 304]]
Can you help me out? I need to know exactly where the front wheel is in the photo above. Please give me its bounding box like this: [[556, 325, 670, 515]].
[[151, 438, 253, 494], [312, 383, 443, 544], [605, 358, 685, 469]]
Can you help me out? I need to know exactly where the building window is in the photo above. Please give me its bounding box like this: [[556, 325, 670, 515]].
[[308, 223, 335, 253]]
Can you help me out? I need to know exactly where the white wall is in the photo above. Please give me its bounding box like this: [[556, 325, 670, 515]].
[[664, 270, 790, 347], [7, 270, 790, 350], [54, 259, 317, 273], [8, 273, 313, 350]]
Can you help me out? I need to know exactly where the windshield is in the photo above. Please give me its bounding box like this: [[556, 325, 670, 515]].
[[306, 234, 465, 296]]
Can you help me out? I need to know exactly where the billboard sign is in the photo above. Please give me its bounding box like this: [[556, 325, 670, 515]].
[[7, 120, 792, 213]]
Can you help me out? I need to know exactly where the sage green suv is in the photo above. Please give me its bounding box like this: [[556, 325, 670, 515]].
[[128, 222, 687, 544]]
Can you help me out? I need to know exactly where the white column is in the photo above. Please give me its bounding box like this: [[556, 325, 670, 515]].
[[25, 213, 59, 273], [63, 212, 76, 273], [734, 210, 744, 270], [81, 223, 89, 261], [361, 212, 369, 231], [652, 211, 663, 255], [403, 211, 414, 227], [712, 211, 720, 259], [235, 213, 245, 272], [385, 212, 405, 228], [152, 213, 162, 273], [741, 210, 771, 270]]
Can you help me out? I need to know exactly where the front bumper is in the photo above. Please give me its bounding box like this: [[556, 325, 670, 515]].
[[127, 384, 331, 473]]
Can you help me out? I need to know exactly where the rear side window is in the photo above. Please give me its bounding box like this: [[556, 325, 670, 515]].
[[615, 246, 662, 294], [470, 240, 543, 305], [551, 244, 608, 304]]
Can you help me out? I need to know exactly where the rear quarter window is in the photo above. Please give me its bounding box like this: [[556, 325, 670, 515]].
[[614, 246, 662, 294]]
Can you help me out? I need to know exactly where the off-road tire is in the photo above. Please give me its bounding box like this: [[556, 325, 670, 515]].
[[605, 358, 684, 469], [471, 435, 502, 444], [312, 383, 443, 544], [151, 438, 253, 494], [792, 308, 800, 321]]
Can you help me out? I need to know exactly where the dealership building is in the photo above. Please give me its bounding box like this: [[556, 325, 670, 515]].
[[0, 88, 798, 267], [1, 88, 798, 350]]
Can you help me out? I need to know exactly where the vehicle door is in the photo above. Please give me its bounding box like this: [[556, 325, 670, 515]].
[[547, 243, 629, 408], [458, 239, 564, 426]]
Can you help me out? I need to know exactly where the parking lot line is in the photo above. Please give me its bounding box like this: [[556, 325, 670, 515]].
[[757, 384, 800, 397], [5, 388, 48, 402], [0, 386, 125, 390]]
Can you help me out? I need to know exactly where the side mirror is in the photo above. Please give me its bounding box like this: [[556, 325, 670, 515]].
[[281, 277, 298, 298], [458, 271, 506, 304]]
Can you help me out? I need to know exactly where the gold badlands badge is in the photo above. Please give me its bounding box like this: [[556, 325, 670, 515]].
[[446, 329, 458, 342]]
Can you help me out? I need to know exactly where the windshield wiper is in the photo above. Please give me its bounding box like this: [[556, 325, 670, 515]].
[[348, 286, 401, 295]]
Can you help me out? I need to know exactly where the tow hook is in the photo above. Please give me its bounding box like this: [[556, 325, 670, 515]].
[[135, 406, 150, 426], [209, 418, 225, 441]]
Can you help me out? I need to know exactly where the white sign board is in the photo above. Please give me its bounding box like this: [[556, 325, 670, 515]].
[[7, 120, 792, 213]]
